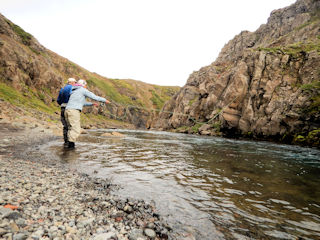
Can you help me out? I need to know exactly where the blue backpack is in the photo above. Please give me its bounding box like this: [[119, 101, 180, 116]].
[[57, 85, 73, 105]]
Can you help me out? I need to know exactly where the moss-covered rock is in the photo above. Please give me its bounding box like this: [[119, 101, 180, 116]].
[[293, 129, 320, 147]]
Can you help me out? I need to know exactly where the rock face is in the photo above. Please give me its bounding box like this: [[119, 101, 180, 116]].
[[153, 0, 320, 146]]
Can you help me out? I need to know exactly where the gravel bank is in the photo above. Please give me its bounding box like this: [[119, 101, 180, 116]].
[[0, 124, 172, 240]]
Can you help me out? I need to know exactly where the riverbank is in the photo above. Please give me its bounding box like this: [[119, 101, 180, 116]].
[[0, 123, 172, 240]]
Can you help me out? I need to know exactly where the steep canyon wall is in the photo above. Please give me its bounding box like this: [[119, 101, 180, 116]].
[[153, 0, 320, 146]]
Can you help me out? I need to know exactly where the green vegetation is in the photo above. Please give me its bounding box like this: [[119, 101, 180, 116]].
[[175, 125, 189, 132], [81, 112, 128, 127], [0, 82, 58, 115], [214, 64, 232, 74], [294, 7, 320, 31], [5, 20, 32, 45], [300, 80, 320, 114], [190, 123, 203, 134], [174, 120, 222, 135], [211, 121, 221, 132], [150, 90, 165, 109], [296, 22, 312, 31], [163, 87, 178, 97], [296, 80, 320, 147], [188, 97, 197, 106], [300, 81, 320, 91], [293, 128, 320, 147], [29, 47, 40, 55], [111, 79, 134, 93], [150, 86, 179, 107], [64, 62, 78, 70], [258, 41, 320, 58], [307, 94, 320, 114], [84, 75, 179, 114], [245, 131, 253, 137], [310, 7, 320, 21], [87, 76, 133, 105]]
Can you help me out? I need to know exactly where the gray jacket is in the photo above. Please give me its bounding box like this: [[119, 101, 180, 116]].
[[66, 86, 106, 111]]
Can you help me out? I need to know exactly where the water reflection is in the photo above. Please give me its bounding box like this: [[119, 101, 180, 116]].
[[44, 129, 320, 240], [57, 148, 80, 163]]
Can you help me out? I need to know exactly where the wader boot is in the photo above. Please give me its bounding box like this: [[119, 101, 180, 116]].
[[68, 142, 75, 149]]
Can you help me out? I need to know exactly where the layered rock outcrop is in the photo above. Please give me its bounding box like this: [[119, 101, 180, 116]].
[[153, 0, 320, 146]]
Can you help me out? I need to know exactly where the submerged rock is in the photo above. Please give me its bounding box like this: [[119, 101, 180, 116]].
[[101, 132, 125, 137]]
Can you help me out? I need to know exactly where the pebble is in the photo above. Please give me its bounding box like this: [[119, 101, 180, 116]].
[[128, 229, 146, 240], [147, 222, 155, 229], [144, 228, 156, 238], [91, 231, 117, 240], [31, 229, 44, 239], [0, 207, 12, 217], [124, 205, 133, 213], [12, 232, 28, 240], [0, 227, 8, 235], [0, 130, 172, 240]]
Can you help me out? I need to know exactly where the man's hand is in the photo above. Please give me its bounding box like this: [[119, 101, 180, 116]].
[[106, 100, 111, 104], [93, 103, 99, 107]]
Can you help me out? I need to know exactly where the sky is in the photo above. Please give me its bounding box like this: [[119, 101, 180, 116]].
[[1, 0, 296, 87]]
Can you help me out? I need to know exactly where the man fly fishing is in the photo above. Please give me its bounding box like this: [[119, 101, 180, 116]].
[[57, 77, 77, 147], [64, 79, 110, 149]]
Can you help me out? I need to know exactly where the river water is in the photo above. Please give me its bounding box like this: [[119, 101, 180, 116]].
[[40, 129, 320, 239]]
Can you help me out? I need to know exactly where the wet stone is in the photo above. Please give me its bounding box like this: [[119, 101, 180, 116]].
[[31, 229, 45, 239], [3, 233, 13, 239], [159, 230, 169, 240], [13, 232, 28, 240], [128, 229, 146, 240], [0, 227, 8, 236], [9, 222, 19, 232], [146, 222, 155, 229], [144, 228, 156, 238], [77, 218, 95, 228], [124, 205, 133, 213], [91, 231, 117, 240], [15, 218, 26, 227]]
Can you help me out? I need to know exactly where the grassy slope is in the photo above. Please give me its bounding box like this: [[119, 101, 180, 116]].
[[0, 17, 180, 128]]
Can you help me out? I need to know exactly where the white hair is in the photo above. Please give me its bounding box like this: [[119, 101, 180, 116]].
[[77, 79, 87, 86], [67, 78, 76, 83]]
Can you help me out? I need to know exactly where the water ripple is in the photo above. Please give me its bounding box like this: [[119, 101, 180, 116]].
[[42, 129, 320, 240]]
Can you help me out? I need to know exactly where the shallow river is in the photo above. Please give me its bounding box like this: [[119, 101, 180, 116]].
[[41, 129, 320, 239]]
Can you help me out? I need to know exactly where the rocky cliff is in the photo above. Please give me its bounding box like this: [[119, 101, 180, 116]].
[[153, 0, 320, 147], [0, 13, 179, 129]]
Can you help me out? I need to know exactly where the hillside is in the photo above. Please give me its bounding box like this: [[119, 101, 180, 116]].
[[152, 0, 320, 147], [0, 13, 179, 131]]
